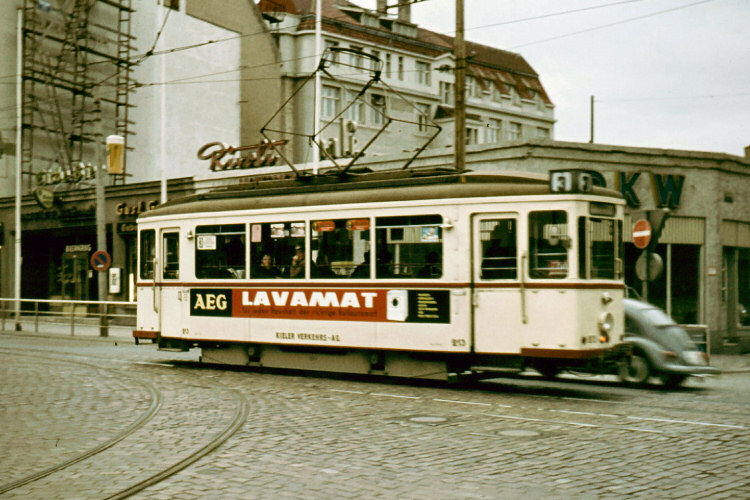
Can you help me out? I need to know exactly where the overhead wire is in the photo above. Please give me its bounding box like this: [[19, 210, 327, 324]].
[[510, 0, 717, 49], [0, 0, 732, 119]]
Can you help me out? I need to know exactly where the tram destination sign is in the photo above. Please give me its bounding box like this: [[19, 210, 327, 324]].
[[189, 288, 450, 324], [549, 169, 594, 194]]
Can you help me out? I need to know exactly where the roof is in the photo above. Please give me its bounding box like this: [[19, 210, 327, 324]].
[[140, 169, 621, 219], [257, 0, 549, 102]]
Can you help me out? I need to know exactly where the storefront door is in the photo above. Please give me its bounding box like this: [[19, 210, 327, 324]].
[[61, 251, 91, 300]]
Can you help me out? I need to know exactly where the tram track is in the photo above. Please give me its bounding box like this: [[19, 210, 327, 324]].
[[0, 347, 249, 499], [0, 350, 162, 495]]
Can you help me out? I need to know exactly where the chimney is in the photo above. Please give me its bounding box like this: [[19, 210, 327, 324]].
[[376, 0, 387, 14], [397, 0, 411, 22]]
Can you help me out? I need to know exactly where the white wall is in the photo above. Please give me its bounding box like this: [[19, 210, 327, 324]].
[[129, 2, 241, 186]]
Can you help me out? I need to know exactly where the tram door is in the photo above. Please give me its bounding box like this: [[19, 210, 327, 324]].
[[158, 229, 182, 338], [472, 215, 524, 353]]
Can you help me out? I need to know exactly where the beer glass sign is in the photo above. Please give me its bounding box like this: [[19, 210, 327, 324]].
[[106, 135, 125, 175]]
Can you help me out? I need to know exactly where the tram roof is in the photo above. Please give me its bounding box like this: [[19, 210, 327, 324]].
[[141, 169, 622, 219]]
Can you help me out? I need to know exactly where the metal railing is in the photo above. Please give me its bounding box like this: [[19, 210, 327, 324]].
[[0, 298, 136, 338]]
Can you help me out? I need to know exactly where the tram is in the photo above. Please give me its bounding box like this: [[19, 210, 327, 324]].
[[134, 167, 627, 380]]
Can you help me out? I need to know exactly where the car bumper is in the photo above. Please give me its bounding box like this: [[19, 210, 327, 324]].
[[660, 363, 721, 376]]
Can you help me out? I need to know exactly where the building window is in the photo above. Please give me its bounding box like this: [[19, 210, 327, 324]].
[[439, 81, 453, 105], [322, 85, 341, 118], [325, 40, 339, 63], [371, 50, 381, 72], [466, 76, 477, 98], [346, 93, 365, 123], [398, 56, 404, 81], [385, 54, 392, 78], [416, 103, 430, 132], [162, 0, 179, 10], [466, 127, 479, 145], [416, 61, 431, 85], [371, 93, 386, 125], [485, 118, 501, 143], [536, 127, 550, 139], [350, 46, 364, 70], [491, 84, 503, 103], [508, 122, 522, 140]]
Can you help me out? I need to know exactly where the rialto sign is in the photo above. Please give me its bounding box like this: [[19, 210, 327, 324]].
[[196, 139, 288, 171]]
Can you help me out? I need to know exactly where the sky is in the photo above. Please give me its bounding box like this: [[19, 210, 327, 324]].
[[356, 0, 749, 156]]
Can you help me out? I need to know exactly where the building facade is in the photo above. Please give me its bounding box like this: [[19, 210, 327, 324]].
[[256, 0, 555, 164], [0, 0, 278, 303]]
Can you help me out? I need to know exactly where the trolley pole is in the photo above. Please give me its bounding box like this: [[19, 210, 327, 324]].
[[454, 0, 466, 172]]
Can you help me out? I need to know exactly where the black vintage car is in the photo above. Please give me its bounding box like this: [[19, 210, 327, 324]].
[[619, 298, 720, 387]]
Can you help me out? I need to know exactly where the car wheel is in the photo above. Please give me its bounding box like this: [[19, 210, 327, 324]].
[[660, 374, 687, 388], [618, 354, 651, 386]]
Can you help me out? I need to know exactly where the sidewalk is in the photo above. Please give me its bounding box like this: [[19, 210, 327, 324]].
[[709, 354, 750, 374]]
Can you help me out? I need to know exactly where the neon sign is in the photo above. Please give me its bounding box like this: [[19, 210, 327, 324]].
[[196, 139, 288, 171]]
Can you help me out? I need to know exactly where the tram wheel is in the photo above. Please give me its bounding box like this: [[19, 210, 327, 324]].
[[618, 354, 651, 386], [535, 363, 560, 379]]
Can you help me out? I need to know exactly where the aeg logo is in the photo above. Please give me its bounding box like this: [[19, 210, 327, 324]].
[[190, 289, 232, 317]]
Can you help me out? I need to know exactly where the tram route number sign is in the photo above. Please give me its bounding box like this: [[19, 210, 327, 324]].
[[90, 250, 112, 272], [632, 219, 652, 249]]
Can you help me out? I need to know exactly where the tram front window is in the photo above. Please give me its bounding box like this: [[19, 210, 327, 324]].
[[578, 217, 620, 279], [195, 224, 246, 279], [529, 211, 568, 279]]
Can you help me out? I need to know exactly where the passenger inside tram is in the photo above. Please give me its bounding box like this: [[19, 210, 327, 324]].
[[255, 254, 281, 278], [288, 245, 305, 278]]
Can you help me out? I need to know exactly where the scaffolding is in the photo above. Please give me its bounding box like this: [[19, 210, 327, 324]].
[[21, 0, 135, 192]]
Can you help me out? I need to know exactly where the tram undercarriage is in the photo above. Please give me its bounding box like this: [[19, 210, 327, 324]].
[[155, 339, 623, 382]]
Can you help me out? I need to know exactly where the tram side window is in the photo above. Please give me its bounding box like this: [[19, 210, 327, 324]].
[[529, 211, 568, 279], [195, 224, 246, 279], [480, 219, 517, 280], [375, 215, 442, 279], [139, 229, 155, 280], [312, 218, 370, 278], [249, 222, 305, 279], [578, 217, 618, 279]]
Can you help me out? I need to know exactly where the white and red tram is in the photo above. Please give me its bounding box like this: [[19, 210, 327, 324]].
[[134, 169, 627, 380]]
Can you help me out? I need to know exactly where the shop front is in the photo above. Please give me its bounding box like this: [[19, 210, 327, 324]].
[[0, 178, 194, 306]]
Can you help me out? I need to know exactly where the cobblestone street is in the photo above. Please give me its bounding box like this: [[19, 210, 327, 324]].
[[2, 332, 750, 499]]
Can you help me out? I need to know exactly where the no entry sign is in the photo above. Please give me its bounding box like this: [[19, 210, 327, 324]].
[[90, 250, 112, 272], [632, 219, 652, 249]]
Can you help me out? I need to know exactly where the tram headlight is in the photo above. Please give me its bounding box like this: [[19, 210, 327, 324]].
[[598, 311, 614, 342]]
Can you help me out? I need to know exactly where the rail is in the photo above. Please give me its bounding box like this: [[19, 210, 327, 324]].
[[0, 298, 136, 338]]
